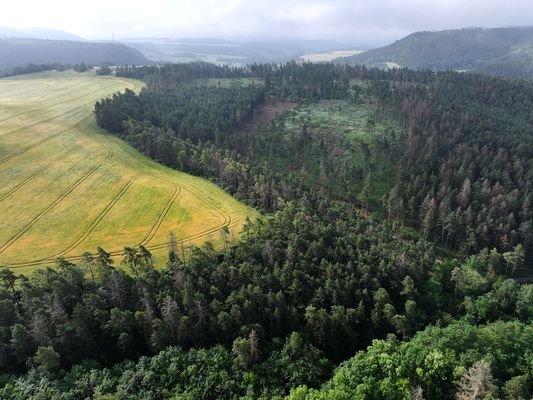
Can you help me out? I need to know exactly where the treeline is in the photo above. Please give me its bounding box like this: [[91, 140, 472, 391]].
[[112, 120, 287, 210], [103, 62, 370, 144], [95, 84, 266, 144], [116, 62, 252, 82], [0, 194, 526, 375], [0, 63, 70, 78], [0, 62, 96, 77]]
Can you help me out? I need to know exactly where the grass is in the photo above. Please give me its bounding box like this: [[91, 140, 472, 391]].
[[0, 70, 257, 273], [263, 98, 400, 210]]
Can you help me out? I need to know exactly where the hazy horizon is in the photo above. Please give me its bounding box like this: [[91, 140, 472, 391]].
[[1, 0, 533, 47]]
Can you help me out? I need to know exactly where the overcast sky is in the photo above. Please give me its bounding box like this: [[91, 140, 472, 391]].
[[2, 0, 533, 44]]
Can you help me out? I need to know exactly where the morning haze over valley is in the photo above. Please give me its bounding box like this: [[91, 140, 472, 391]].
[[0, 1, 533, 399]]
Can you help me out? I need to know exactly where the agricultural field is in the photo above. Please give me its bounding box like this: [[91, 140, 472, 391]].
[[300, 49, 363, 62], [0, 70, 256, 273]]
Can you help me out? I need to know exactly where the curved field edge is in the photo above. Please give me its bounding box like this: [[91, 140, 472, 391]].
[[0, 71, 258, 273]]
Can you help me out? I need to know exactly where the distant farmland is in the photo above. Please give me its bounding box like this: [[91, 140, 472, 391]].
[[300, 49, 362, 62], [0, 70, 256, 272]]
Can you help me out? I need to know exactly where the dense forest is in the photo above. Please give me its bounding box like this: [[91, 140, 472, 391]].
[[389, 72, 533, 257], [98, 63, 533, 257], [1, 61, 533, 398]]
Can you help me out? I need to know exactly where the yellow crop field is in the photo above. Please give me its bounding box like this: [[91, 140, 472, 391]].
[[0, 70, 257, 273]]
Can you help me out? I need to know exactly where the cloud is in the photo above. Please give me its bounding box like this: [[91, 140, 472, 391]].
[[0, 0, 532, 44]]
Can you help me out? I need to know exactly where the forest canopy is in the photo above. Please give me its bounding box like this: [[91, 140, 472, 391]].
[[2, 61, 533, 399]]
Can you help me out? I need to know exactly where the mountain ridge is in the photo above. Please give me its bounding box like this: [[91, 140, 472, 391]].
[[0, 38, 151, 71], [0, 25, 85, 41], [336, 26, 533, 79]]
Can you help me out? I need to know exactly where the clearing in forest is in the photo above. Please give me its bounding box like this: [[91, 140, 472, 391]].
[[0, 70, 256, 273]]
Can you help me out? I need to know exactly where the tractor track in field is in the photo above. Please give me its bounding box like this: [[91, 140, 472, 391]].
[[0, 95, 116, 167], [49, 174, 142, 258], [0, 128, 114, 256], [0, 131, 65, 166], [0, 76, 139, 119], [0, 162, 107, 256], [32, 79, 98, 101], [0, 114, 178, 265], [75, 119, 189, 250], [8, 123, 236, 268], [93, 131, 234, 245], [1, 78, 245, 268], [0, 144, 83, 203], [0, 86, 123, 140], [0, 100, 111, 167], [0, 114, 179, 266], [0, 76, 77, 93], [9, 216, 241, 268], [74, 116, 235, 252], [0, 78, 93, 106], [8, 174, 144, 266], [101, 138, 233, 250], [135, 184, 182, 247], [147, 217, 241, 252], [0, 83, 120, 126], [9, 211, 239, 268]]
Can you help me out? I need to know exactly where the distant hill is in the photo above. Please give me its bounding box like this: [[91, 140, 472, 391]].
[[337, 26, 533, 79], [123, 38, 354, 66], [22, 28, 86, 41], [0, 26, 85, 41], [0, 38, 151, 71], [0, 26, 32, 39]]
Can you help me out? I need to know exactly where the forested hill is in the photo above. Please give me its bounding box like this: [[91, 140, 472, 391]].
[[2, 62, 533, 398], [337, 26, 533, 79], [0, 38, 150, 71]]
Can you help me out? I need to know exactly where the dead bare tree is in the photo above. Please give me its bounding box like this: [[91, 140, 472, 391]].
[[456, 361, 495, 400]]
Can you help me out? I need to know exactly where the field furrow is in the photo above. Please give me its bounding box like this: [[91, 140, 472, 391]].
[[0, 70, 257, 271], [0, 144, 83, 203]]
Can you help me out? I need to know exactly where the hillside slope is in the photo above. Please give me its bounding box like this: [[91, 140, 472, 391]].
[[337, 26, 533, 79], [0, 38, 150, 71], [0, 26, 32, 38], [0, 71, 255, 272]]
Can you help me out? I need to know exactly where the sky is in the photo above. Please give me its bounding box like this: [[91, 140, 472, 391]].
[[1, 0, 533, 44]]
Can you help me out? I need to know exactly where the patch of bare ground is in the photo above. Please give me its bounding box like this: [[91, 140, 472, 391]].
[[240, 98, 296, 132]]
